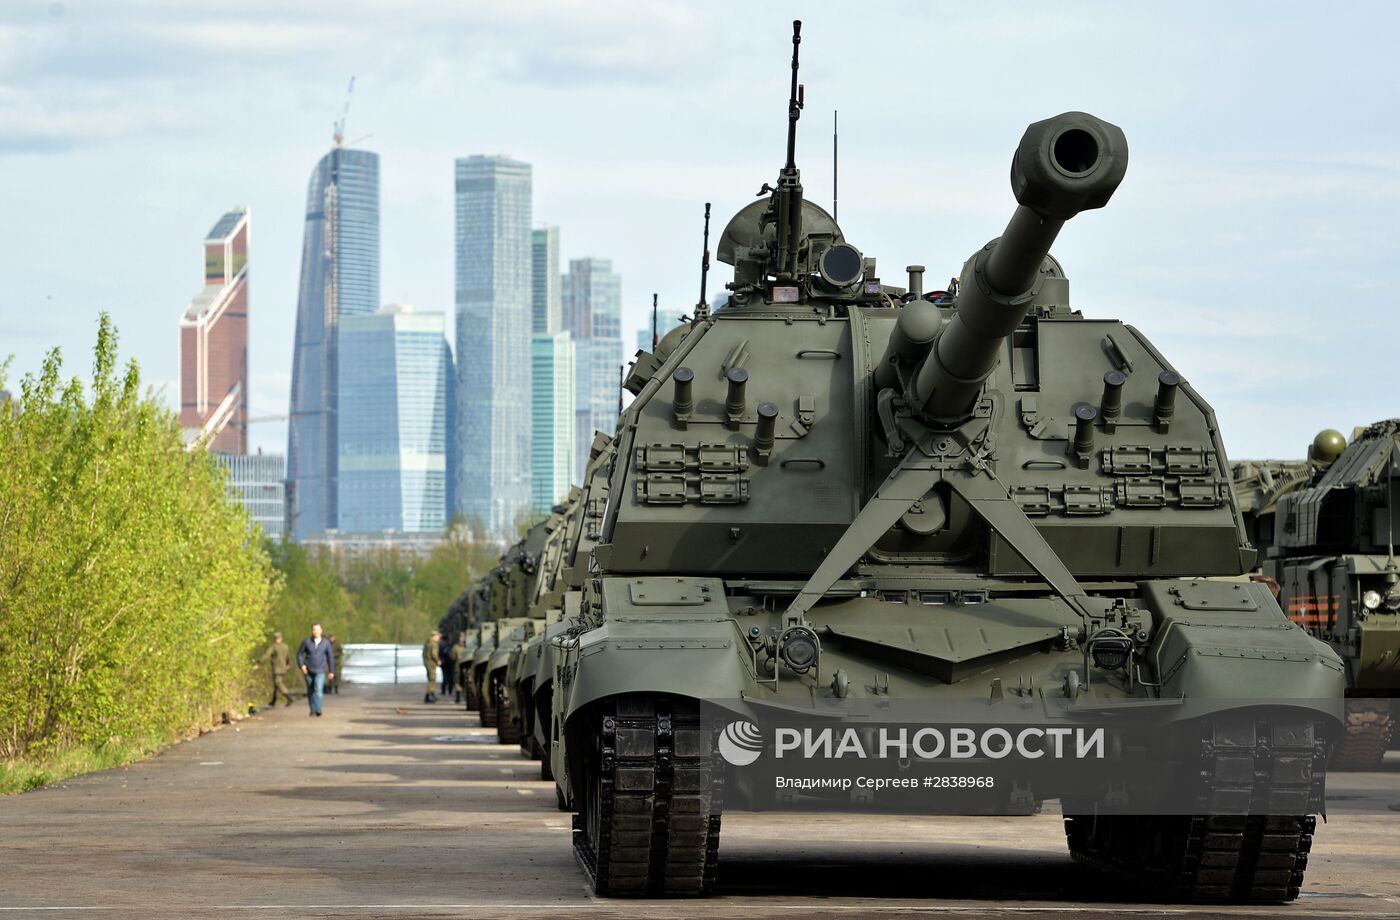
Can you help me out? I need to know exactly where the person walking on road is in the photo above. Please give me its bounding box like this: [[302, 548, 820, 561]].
[[328, 633, 343, 694], [297, 623, 336, 717], [257, 632, 294, 707], [423, 631, 441, 704]]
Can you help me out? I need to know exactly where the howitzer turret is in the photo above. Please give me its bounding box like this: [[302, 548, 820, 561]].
[[912, 113, 1127, 423], [556, 21, 1343, 904]]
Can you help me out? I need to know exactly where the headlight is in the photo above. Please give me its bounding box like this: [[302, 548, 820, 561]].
[[1089, 632, 1133, 670], [1363, 590, 1383, 611], [779, 627, 820, 672]]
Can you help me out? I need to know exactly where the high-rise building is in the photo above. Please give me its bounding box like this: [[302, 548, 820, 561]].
[[180, 208, 249, 452], [337, 305, 453, 533], [454, 155, 533, 536], [563, 256, 622, 340], [563, 258, 623, 479], [531, 226, 561, 335], [287, 147, 380, 540], [634, 307, 688, 353], [215, 450, 286, 538], [531, 332, 575, 515]]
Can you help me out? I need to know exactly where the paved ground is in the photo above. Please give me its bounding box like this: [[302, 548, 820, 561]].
[[2, 683, 1399, 919]]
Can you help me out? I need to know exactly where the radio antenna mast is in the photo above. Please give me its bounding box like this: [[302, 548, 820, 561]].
[[832, 109, 838, 222], [694, 203, 712, 321]]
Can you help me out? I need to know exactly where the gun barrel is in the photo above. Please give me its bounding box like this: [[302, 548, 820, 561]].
[[914, 112, 1127, 423]]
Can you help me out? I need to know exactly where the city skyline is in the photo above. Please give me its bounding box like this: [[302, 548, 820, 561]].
[[6, 5, 1400, 464]]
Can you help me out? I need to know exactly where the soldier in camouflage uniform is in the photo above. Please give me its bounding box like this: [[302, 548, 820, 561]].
[[422, 631, 441, 704], [257, 632, 294, 707], [451, 631, 468, 704], [328, 633, 343, 694]]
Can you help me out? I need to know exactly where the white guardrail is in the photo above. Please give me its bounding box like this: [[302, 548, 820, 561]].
[[339, 643, 423, 685]]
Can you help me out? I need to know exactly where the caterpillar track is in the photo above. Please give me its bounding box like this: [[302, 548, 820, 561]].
[[573, 695, 723, 897], [497, 693, 523, 745], [1330, 699, 1393, 771], [1065, 711, 1327, 903], [463, 674, 479, 713]]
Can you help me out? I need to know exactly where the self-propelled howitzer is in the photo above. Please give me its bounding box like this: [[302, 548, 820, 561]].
[[554, 21, 1343, 903], [1240, 421, 1400, 767]]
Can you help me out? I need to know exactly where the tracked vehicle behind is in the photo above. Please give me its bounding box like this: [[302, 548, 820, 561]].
[[1242, 422, 1400, 768], [554, 21, 1342, 903]]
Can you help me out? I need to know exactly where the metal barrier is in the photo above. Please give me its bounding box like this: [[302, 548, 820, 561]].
[[340, 644, 421, 685]]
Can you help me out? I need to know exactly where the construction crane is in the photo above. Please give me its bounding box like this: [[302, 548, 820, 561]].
[[246, 411, 313, 425], [332, 76, 355, 148]]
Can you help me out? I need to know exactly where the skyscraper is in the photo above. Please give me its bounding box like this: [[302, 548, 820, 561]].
[[216, 451, 286, 538], [338, 305, 453, 533], [531, 226, 561, 335], [287, 147, 380, 541], [563, 258, 623, 479], [454, 155, 533, 536], [531, 332, 575, 515], [180, 207, 249, 452]]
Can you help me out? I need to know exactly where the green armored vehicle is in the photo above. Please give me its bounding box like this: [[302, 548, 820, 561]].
[[1241, 422, 1400, 768], [457, 582, 489, 711], [507, 490, 581, 759], [469, 614, 508, 726], [553, 21, 1342, 903], [493, 510, 570, 744], [1233, 459, 1310, 551], [530, 434, 618, 790]]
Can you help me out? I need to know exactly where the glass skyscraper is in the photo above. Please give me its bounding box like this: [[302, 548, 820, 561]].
[[531, 226, 561, 335], [337, 305, 453, 533], [531, 332, 575, 515], [287, 146, 380, 540], [563, 258, 623, 480], [454, 155, 533, 536], [215, 450, 286, 538]]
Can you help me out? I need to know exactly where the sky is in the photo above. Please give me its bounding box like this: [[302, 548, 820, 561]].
[[2, 0, 1398, 460]]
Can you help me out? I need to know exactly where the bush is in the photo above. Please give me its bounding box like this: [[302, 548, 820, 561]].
[[264, 524, 500, 648], [0, 316, 272, 761]]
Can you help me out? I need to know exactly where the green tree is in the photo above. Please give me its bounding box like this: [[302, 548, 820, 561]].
[[0, 316, 272, 760]]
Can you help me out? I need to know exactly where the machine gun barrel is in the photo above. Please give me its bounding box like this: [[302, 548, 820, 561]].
[[914, 112, 1128, 423]]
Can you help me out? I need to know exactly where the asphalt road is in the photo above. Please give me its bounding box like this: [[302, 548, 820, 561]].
[[2, 683, 1399, 919]]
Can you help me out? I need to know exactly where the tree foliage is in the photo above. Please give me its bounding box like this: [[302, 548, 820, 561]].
[[263, 521, 501, 647], [0, 316, 273, 760]]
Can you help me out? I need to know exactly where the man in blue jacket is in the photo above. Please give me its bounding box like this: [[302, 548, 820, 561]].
[[296, 623, 336, 717]]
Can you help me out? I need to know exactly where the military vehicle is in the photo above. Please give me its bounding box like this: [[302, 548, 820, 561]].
[[1233, 459, 1310, 552], [1240, 422, 1400, 768], [469, 615, 508, 727], [508, 490, 581, 759], [544, 433, 620, 795], [551, 20, 1342, 902], [478, 514, 573, 743], [456, 582, 489, 711]]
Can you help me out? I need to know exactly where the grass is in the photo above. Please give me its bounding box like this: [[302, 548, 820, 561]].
[[0, 733, 178, 795]]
